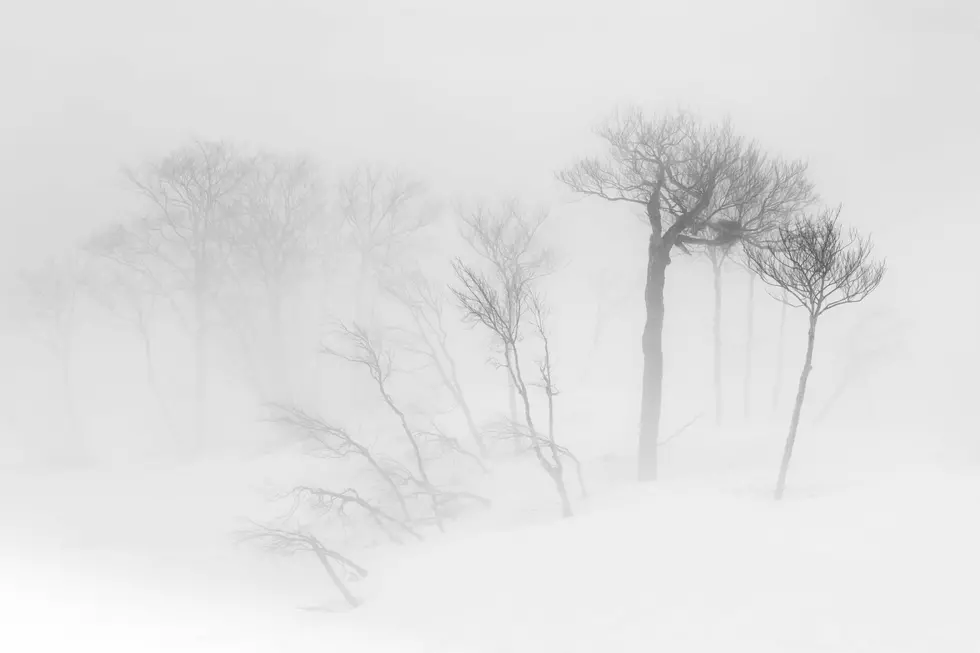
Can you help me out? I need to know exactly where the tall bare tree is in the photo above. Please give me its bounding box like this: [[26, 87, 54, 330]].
[[82, 221, 176, 433], [457, 200, 553, 450], [731, 160, 814, 421], [320, 323, 488, 529], [338, 165, 438, 324], [747, 206, 885, 500], [559, 108, 810, 480], [697, 158, 814, 425], [384, 273, 487, 457], [124, 140, 250, 450], [223, 152, 330, 401], [703, 244, 731, 424], [452, 262, 577, 517]]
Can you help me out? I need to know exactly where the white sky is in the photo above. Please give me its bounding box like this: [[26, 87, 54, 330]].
[[1, 0, 978, 431]]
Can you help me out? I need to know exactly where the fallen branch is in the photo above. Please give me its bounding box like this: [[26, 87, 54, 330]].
[[237, 522, 367, 608], [281, 485, 422, 544]]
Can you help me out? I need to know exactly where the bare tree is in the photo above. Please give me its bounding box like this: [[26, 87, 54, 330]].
[[223, 152, 330, 401], [82, 221, 177, 433], [243, 406, 410, 610], [338, 165, 438, 324], [266, 404, 411, 521], [690, 158, 814, 425], [729, 160, 814, 421], [529, 295, 588, 501], [703, 244, 732, 424], [324, 326, 429, 480], [323, 323, 488, 529], [559, 108, 811, 480], [247, 395, 489, 608], [747, 207, 885, 499], [384, 273, 488, 457], [457, 200, 554, 451], [124, 140, 250, 450], [238, 523, 367, 609], [451, 206, 577, 517]]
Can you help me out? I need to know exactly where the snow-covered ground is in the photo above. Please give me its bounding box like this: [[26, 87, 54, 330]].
[[2, 431, 979, 653]]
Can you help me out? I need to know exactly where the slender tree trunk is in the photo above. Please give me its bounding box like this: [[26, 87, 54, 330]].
[[711, 256, 723, 426], [772, 291, 788, 411], [638, 237, 669, 482], [509, 343, 571, 516], [311, 545, 360, 608], [504, 343, 524, 454], [508, 370, 520, 453], [774, 314, 818, 500], [744, 271, 756, 420]]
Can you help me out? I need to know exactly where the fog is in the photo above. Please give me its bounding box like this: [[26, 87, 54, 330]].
[[1, 0, 978, 651]]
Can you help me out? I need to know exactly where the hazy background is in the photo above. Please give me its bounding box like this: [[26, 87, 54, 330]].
[[1, 0, 978, 460], [1, 2, 979, 649]]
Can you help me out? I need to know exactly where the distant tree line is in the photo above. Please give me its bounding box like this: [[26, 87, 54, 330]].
[[11, 106, 885, 607]]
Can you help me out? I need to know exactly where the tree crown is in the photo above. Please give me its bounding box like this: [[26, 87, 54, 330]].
[[746, 206, 886, 318]]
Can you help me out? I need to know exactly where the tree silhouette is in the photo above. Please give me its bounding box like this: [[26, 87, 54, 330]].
[[747, 206, 885, 499]]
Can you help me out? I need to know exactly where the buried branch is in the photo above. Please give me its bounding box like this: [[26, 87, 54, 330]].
[[237, 523, 367, 608]]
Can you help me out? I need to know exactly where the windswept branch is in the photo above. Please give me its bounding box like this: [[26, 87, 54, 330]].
[[237, 523, 367, 608]]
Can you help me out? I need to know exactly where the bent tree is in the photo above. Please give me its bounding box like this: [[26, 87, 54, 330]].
[[559, 108, 810, 481], [746, 207, 885, 500]]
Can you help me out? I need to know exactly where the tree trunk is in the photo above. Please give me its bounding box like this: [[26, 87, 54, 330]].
[[772, 291, 788, 411], [508, 370, 520, 453], [638, 237, 669, 482], [711, 256, 723, 426], [509, 343, 572, 516], [743, 271, 755, 420], [311, 545, 360, 609], [774, 314, 818, 500], [505, 343, 525, 455]]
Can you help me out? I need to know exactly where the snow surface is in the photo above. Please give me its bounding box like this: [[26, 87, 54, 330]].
[[2, 443, 979, 653]]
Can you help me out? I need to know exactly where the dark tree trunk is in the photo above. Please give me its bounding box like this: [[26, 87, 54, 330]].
[[638, 236, 669, 482], [711, 255, 723, 425], [774, 314, 818, 500], [744, 271, 755, 420]]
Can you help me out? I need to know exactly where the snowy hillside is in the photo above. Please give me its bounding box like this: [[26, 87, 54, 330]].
[[2, 443, 979, 653]]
